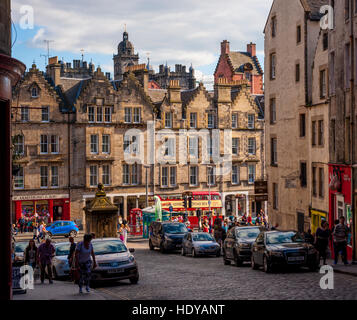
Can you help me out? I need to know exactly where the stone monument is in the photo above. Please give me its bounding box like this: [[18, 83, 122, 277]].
[[84, 183, 118, 238]]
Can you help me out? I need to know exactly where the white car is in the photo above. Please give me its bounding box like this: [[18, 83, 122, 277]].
[[52, 242, 71, 279]]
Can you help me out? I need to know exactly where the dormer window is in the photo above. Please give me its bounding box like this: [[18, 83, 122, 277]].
[[31, 87, 38, 98]]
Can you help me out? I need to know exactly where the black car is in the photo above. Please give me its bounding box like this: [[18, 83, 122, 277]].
[[251, 230, 319, 273], [149, 222, 188, 253], [223, 226, 264, 266]]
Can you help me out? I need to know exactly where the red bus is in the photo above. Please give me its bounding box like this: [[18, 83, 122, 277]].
[[156, 192, 223, 228]]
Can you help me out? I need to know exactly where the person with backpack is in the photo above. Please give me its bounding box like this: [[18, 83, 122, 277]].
[[333, 216, 350, 265], [75, 234, 97, 294]]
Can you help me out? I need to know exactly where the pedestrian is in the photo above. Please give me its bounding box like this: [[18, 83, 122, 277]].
[[75, 234, 97, 294], [24, 239, 38, 269], [119, 222, 130, 245], [304, 229, 315, 245], [315, 221, 330, 265], [33, 222, 40, 243], [333, 216, 350, 265], [202, 219, 209, 233], [37, 238, 55, 284], [247, 215, 252, 225], [223, 221, 228, 233], [18, 217, 25, 233], [68, 236, 77, 281]]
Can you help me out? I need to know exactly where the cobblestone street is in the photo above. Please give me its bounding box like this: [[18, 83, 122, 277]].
[[92, 240, 357, 300]]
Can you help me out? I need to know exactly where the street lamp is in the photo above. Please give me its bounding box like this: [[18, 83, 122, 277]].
[[143, 164, 151, 208]]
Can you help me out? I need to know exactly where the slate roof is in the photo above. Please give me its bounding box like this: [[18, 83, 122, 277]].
[[227, 51, 263, 76]]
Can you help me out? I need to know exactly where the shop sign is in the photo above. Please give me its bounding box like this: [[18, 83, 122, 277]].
[[12, 194, 69, 201], [255, 194, 268, 202], [254, 181, 268, 194]]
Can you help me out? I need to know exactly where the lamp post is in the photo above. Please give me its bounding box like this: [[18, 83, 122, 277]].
[[143, 164, 151, 208]]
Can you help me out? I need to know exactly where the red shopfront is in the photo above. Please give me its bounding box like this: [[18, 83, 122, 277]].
[[328, 164, 352, 260], [13, 196, 70, 223]]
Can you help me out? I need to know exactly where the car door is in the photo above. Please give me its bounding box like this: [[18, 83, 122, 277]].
[[186, 233, 192, 253], [255, 233, 265, 265], [156, 224, 163, 246], [225, 229, 234, 259], [182, 234, 188, 252], [50, 222, 60, 235]]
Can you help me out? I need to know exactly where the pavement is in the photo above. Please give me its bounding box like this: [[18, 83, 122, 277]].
[[328, 259, 357, 277]]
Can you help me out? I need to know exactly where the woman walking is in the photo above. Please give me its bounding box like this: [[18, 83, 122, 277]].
[[202, 219, 209, 233], [315, 221, 330, 266], [24, 239, 38, 270], [119, 221, 130, 245], [75, 234, 97, 294]]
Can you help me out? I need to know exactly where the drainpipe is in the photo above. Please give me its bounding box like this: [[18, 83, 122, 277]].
[[350, 0, 357, 263]]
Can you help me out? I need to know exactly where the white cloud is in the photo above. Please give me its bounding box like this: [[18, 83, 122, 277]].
[[12, 0, 273, 71]]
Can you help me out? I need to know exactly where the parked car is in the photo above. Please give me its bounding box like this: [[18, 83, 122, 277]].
[[223, 226, 264, 266], [46, 221, 79, 238], [52, 242, 71, 279], [251, 230, 319, 273], [181, 232, 221, 257], [91, 238, 139, 284], [149, 222, 188, 253]]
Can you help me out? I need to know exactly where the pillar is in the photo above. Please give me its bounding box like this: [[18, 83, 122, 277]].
[[15, 201, 22, 222], [221, 194, 225, 217], [48, 199, 53, 222], [123, 196, 128, 221]]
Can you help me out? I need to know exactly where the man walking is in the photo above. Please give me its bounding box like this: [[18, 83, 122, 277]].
[[333, 216, 350, 265], [37, 238, 55, 284]]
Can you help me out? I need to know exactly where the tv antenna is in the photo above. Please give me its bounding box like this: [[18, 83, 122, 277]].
[[43, 39, 55, 63]]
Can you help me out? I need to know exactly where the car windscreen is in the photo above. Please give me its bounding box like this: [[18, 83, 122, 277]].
[[15, 242, 28, 253], [236, 228, 261, 239], [163, 224, 188, 234], [92, 240, 127, 255], [266, 232, 304, 244], [56, 243, 70, 256], [192, 234, 214, 242]]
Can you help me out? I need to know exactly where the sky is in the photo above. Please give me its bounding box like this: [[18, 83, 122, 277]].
[[11, 0, 273, 89]]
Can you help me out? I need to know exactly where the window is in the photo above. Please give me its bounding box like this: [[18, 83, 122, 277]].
[[320, 69, 327, 98], [170, 167, 176, 186], [323, 33, 328, 51], [96, 107, 103, 122], [270, 53, 276, 80], [312, 166, 317, 197], [40, 135, 48, 154], [232, 138, 239, 155], [14, 167, 24, 189], [208, 113, 215, 129], [189, 136, 198, 157], [90, 135, 98, 154], [232, 113, 238, 128], [90, 165, 98, 187], [21, 106, 29, 122], [124, 136, 130, 154], [133, 108, 141, 123], [165, 112, 173, 128], [104, 107, 112, 123], [319, 168, 324, 198], [207, 166, 215, 186], [248, 164, 256, 184], [207, 136, 213, 156], [31, 87, 38, 98], [232, 165, 240, 185], [297, 25, 301, 44], [273, 183, 278, 209], [132, 136, 139, 154], [300, 114, 306, 137], [270, 98, 276, 124], [123, 164, 130, 185], [300, 162, 307, 188], [51, 166, 59, 187], [50, 135, 59, 154], [248, 138, 256, 155], [161, 167, 168, 187], [14, 135, 24, 156], [295, 64, 300, 82], [41, 106, 49, 122], [318, 120, 324, 146], [102, 135, 110, 154], [312, 121, 316, 146], [271, 138, 277, 165], [131, 163, 138, 185], [271, 16, 277, 37], [190, 113, 197, 128], [40, 166, 48, 188], [88, 106, 95, 122], [164, 138, 175, 157], [190, 166, 198, 186], [102, 165, 110, 186], [248, 114, 255, 129], [124, 107, 132, 123]]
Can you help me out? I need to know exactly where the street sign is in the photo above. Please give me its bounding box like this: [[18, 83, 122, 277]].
[[254, 181, 268, 194]]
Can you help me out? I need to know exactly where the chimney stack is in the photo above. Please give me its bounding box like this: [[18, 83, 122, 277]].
[[47, 56, 61, 86], [221, 40, 230, 55], [168, 80, 181, 103], [247, 42, 256, 57]]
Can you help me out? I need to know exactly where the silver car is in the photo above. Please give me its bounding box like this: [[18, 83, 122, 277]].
[[52, 242, 71, 279], [181, 232, 221, 257]]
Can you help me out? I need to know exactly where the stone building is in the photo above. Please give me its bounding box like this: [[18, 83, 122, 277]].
[[214, 40, 264, 95], [264, 0, 329, 232], [12, 59, 265, 224]]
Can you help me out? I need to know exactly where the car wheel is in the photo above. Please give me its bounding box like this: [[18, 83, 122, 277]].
[[263, 255, 272, 273], [149, 240, 154, 250], [69, 230, 77, 238], [251, 255, 259, 270], [130, 275, 139, 284], [181, 247, 186, 256], [192, 248, 197, 258], [234, 251, 242, 267], [223, 251, 231, 265]]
